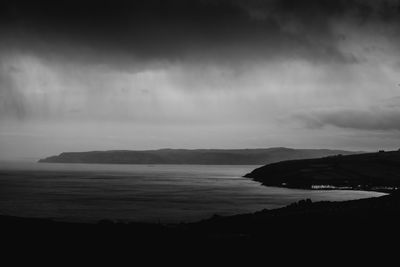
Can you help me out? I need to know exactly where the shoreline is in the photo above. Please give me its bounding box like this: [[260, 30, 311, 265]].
[[246, 181, 395, 194]]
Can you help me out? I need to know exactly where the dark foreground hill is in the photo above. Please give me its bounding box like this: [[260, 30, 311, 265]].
[[245, 150, 400, 192], [38, 147, 358, 165], [2, 191, 400, 249]]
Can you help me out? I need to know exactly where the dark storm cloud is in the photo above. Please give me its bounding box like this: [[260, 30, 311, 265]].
[[3, 1, 400, 157], [1, 0, 399, 65], [299, 106, 400, 131]]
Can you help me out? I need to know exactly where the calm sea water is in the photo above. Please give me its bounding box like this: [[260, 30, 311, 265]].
[[0, 161, 385, 223]]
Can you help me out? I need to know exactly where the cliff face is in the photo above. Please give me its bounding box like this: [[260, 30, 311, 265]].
[[245, 150, 400, 191], [38, 148, 358, 165]]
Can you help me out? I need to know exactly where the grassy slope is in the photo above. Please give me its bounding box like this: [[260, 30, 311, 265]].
[[245, 150, 400, 191]]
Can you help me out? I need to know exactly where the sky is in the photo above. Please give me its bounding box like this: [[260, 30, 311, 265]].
[[1, 0, 400, 160]]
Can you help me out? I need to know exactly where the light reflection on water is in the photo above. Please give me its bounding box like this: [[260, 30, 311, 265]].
[[0, 161, 386, 223]]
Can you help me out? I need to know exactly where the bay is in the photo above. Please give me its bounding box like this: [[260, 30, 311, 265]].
[[0, 161, 385, 223]]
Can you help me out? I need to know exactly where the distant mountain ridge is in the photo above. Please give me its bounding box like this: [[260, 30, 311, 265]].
[[38, 148, 360, 165]]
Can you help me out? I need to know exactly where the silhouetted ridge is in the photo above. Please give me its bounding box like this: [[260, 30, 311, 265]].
[[38, 148, 359, 165]]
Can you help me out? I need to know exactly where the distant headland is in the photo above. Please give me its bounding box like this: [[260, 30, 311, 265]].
[[38, 147, 359, 165]]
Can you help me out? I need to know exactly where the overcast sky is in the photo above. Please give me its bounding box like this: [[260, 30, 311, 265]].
[[1, 0, 400, 160]]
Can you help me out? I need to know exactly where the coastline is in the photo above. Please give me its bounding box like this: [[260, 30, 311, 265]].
[[244, 181, 395, 194], [3, 150, 400, 244]]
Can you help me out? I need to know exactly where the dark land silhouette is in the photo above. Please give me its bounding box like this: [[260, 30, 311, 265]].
[[38, 147, 359, 165], [245, 149, 400, 192], [2, 191, 400, 247]]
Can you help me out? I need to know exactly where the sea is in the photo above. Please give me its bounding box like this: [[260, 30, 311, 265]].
[[0, 161, 386, 223]]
